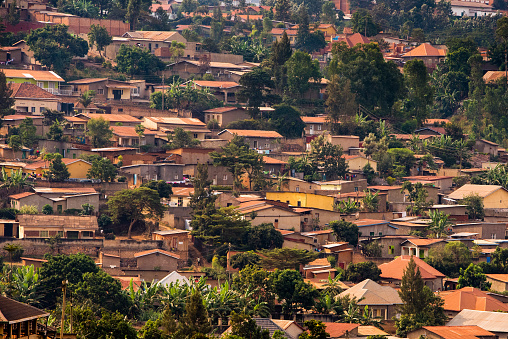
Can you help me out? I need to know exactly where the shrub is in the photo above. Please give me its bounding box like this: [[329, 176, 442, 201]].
[[42, 204, 53, 215], [104, 233, 115, 240], [80, 203, 95, 215], [0, 208, 18, 219], [327, 255, 337, 267], [210, 185, 233, 190], [19, 205, 38, 214], [64, 208, 82, 215], [117, 176, 127, 182]]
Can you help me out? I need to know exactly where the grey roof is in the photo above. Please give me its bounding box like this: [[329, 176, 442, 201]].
[[339, 279, 403, 306], [447, 309, 508, 332], [253, 319, 286, 338]]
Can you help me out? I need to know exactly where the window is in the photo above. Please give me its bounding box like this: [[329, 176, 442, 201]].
[[178, 197, 183, 207], [118, 108, 123, 112], [297, 201, 301, 207], [492, 233, 497, 239], [317, 125, 322, 130], [275, 219, 278, 223], [174, 174, 179, 180], [286, 200, 290, 204], [73, 153, 76, 159], [82, 231, 93, 237], [97, 88, 104, 95], [379, 232, 383, 236], [419, 249, 425, 258], [223, 174, 228, 180], [37, 82, 44, 88], [57, 205, 63, 213], [194, 134, 198, 138], [31, 107, 35, 113], [370, 232, 374, 236], [265, 143, 270, 148], [354, 187, 359, 192], [227, 203, 232, 207], [389, 245, 394, 254], [310, 125, 314, 131], [40, 107, 46, 113], [253, 140, 258, 148], [57, 231, 64, 237], [39, 231, 49, 238], [155, 43, 159, 48], [295, 186, 300, 192]]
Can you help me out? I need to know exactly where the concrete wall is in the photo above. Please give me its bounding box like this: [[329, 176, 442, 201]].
[[137, 253, 179, 271]]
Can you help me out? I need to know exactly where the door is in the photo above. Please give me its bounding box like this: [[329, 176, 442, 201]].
[[113, 90, 122, 100], [4, 223, 13, 237]]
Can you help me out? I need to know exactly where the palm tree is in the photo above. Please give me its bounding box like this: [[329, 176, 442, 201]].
[[323, 274, 344, 297], [427, 210, 452, 238], [79, 90, 95, 109], [135, 124, 145, 148], [362, 191, 379, 212], [276, 173, 290, 191]]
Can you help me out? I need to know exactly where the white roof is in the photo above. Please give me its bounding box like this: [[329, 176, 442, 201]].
[[447, 309, 508, 332], [157, 271, 190, 287], [339, 279, 403, 306]]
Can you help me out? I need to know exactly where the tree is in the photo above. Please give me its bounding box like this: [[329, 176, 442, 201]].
[[362, 191, 379, 212], [395, 257, 447, 337], [6, 0, 20, 26], [26, 24, 88, 74], [0, 71, 14, 119], [330, 220, 359, 246], [135, 124, 145, 147], [165, 127, 200, 149], [265, 32, 292, 92], [245, 223, 284, 250], [260, 248, 317, 270], [46, 153, 70, 182], [126, 0, 141, 30], [115, 45, 166, 76], [401, 181, 431, 216], [321, 1, 336, 23], [309, 135, 348, 180], [86, 117, 113, 148], [403, 59, 434, 127], [87, 24, 112, 57], [8, 135, 22, 152], [87, 157, 117, 182], [79, 90, 95, 109], [286, 51, 322, 96], [74, 307, 137, 339], [37, 253, 99, 308], [231, 252, 261, 270], [19, 118, 37, 148], [270, 269, 318, 315], [326, 76, 357, 129], [458, 263, 491, 290], [42, 204, 53, 215], [461, 193, 484, 220], [3, 244, 22, 280], [274, 0, 290, 21], [269, 104, 305, 138], [141, 180, 173, 198], [107, 187, 164, 238], [345, 261, 381, 282], [173, 290, 212, 338], [351, 9, 379, 36], [238, 67, 277, 118], [299, 320, 330, 339], [295, 5, 327, 53], [229, 312, 270, 339], [427, 211, 452, 238], [46, 120, 64, 141], [426, 241, 472, 278]]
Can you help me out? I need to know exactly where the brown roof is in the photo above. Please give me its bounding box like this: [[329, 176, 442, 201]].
[[134, 249, 180, 259], [9, 83, 60, 100], [64, 116, 87, 123], [368, 185, 403, 190], [301, 116, 328, 124], [145, 117, 206, 126], [17, 215, 99, 230], [421, 326, 495, 339], [172, 187, 194, 196], [124, 31, 182, 41], [379, 255, 445, 280], [203, 106, 243, 113], [1, 69, 64, 82], [403, 175, 453, 181], [441, 287, 508, 313], [24, 158, 90, 170], [263, 156, 287, 165], [271, 28, 298, 35], [67, 78, 108, 84], [448, 184, 506, 200], [9, 192, 35, 200], [483, 71, 507, 84], [403, 43, 447, 57], [2, 114, 43, 121], [321, 323, 359, 337], [193, 80, 240, 89], [0, 295, 49, 323], [219, 129, 283, 138], [78, 114, 141, 123], [402, 238, 444, 246], [486, 274, 508, 283], [111, 126, 157, 137]]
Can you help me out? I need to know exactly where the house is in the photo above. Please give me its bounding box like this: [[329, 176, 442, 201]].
[[403, 175, 454, 193], [152, 229, 189, 260], [354, 219, 397, 237], [407, 326, 496, 339], [368, 185, 406, 203], [268, 176, 321, 193], [325, 134, 360, 153], [302, 116, 329, 136], [339, 279, 403, 320], [23, 158, 92, 179], [378, 255, 445, 290], [270, 28, 298, 45], [263, 156, 287, 175], [63, 116, 87, 136], [224, 318, 303, 339], [484, 71, 508, 84], [75, 113, 142, 127], [10, 189, 99, 213], [0, 295, 50, 339], [321, 242, 354, 268], [369, 235, 420, 258], [429, 205, 469, 222], [344, 155, 378, 172], [2, 69, 65, 94], [142, 117, 210, 139], [236, 200, 302, 231], [0, 46, 22, 64], [449, 1, 495, 16], [110, 126, 156, 147], [10, 82, 61, 114], [67, 78, 142, 101], [447, 310, 508, 339], [157, 271, 191, 287], [301, 229, 336, 245], [332, 191, 388, 212], [486, 274, 508, 292], [120, 163, 184, 184], [279, 230, 318, 251], [166, 60, 251, 79], [168, 187, 194, 207], [475, 139, 499, 157], [439, 287, 508, 318], [424, 119, 450, 127], [218, 129, 283, 152], [190, 80, 241, 104], [121, 31, 187, 53], [331, 33, 370, 47], [401, 43, 447, 71], [204, 106, 249, 127], [313, 24, 338, 38], [447, 185, 508, 209], [0, 114, 44, 136], [320, 323, 359, 339], [17, 215, 98, 239], [400, 238, 445, 258], [266, 192, 336, 211], [134, 249, 180, 271], [316, 179, 368, 192]]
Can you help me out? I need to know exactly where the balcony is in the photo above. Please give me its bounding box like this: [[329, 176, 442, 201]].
[[43, 86, 73, 96]]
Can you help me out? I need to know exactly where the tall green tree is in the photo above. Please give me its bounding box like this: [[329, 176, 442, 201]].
[[126, 0, 141, 30], [165, 127, 200, 149], [269, 104, 305, 138], [107, 187, 164, 238], [141, 180, 173, 198], [270, 269, 318, 315], [0, 71, 14, 120], [345, 261, 381, 282], [18, 117, 38, 148], [26, 24, 88, 74], [87, 24, 112, 57], [309, 134, 348, 180], [259, 248, 317, 270], [45, 153, 70, 182], [330, 220, 359, 246], [351, 9, 379, 36], [172, 290, 212, 338], [461, 193, 484, 220], [265, 32, 292, 92], [395, 257, 447, 337], [426, 241, 472, 278], [238, 67, 277, 118], [300, 320, 330, 339], [86, 117, 113, 148], [87, 157, 117, 182], [403, 59, 434, 127], [457, 263, 491, 290], [274, 0, 290, 21], [115, 44, 166, 76], [326, 76, 357, 130], [286, 51, 322, 96]]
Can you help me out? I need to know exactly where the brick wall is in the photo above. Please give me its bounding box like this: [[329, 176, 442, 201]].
[[31, 12, 129, 36]]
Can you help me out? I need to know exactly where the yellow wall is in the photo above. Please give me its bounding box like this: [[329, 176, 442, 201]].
[[348, 158, 378, 172], [14, 99, 59, 114], [107, 87, 131, 100], [1, 164, 25, 176], [484, 189, 508, 208], [266, 192, 335, 211], [67, 161, 92, 178]]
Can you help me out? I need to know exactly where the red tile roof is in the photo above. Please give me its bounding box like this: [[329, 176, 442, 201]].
[[79, 114, 142, 123], [441, 287, 508, 312], [379, 255, 445, 280], [111, 126, 157, 137], [403, 43, 447, 57], [321, 323, 359, 337], [1, 69, 64, 82], [271, 28, 298, 35], [219, 129, 283, 138], [9, 192, 35, 200], [193, 80, 240, 89], [24, 159, 90, 170], [403, 238, 444, 246], [302, 116, 328, 124], [421, 326, 495, 339], [9, 83, 60, 100], [263, 156, 287, 165]]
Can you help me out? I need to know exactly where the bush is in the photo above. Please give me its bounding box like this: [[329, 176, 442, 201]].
[[98, 214, 112, 229], [42, 204, 53, 215], [210, 185, 233, 190], [0, 208, 18, 219], [104, 233, 115, 240], [64, 208, 82, 215], [80, 203, 95, 216], [19, 205, 38, 214], [327, 255, 337, 267], [117, 176, 127, 182]]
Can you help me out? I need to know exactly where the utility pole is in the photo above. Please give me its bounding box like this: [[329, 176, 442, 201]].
[[161, 73, 165, 112], [60, 280, 67, 339]]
